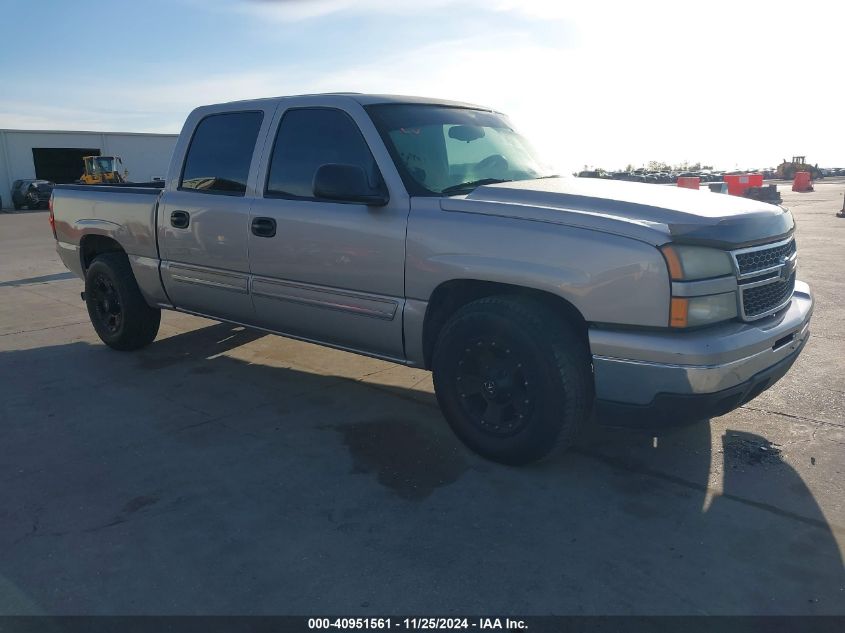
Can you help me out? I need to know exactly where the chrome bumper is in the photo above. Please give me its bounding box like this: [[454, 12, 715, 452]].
[[590, 280, 813, 406]]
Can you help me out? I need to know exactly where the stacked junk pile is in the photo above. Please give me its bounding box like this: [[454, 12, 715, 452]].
[[677, 173, 782, 203], [677, 156, 825, 204], [726, 173, 783, 203]]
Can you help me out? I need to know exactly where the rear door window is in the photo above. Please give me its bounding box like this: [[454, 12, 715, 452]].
[[180, 111, 264, 195]]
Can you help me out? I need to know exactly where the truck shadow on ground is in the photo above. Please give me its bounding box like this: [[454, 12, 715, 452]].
[[1, 322, 843, 614]]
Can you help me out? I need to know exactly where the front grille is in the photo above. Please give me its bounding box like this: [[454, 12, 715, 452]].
[[741, 273, 795, 318], [735, 239, 795, 275], [731, 236, 798, 321]]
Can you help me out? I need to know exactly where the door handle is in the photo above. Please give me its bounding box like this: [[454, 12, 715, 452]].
[[251, 217, 276, 238], [170, 210, 190, 229]]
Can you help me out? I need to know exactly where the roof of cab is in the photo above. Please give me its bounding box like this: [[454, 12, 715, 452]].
[[347, 93, 490, 110], [206, 93, 494, 112]]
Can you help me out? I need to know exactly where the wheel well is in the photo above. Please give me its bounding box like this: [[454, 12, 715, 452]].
[[421, 279, 589, 369], [80, 235, 126, 271]]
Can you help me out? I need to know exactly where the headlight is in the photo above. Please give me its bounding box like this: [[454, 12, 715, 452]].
[[662, 244, 738, 328], [670, 292, 738, 328], [661, 244, 734, 280]]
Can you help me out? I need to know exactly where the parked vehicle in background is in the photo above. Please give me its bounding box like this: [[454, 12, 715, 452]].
[[11, 179, 53, 210], [576, 170, 609, 179], [50, 93, 813, 465], [821, 167, 845, 177]]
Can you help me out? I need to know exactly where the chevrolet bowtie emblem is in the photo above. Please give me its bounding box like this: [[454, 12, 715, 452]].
[[781, 256, 796, 281]]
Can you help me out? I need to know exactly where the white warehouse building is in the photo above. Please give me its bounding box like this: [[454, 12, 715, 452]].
[[0, 129, 178, 209]]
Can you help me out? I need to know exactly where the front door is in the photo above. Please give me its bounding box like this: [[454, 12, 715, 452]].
[[248, 105, 408, 360], [159, 109, 268, 323]]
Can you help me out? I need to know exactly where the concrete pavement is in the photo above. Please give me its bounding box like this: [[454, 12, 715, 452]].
[[0, 185, 843, 615]]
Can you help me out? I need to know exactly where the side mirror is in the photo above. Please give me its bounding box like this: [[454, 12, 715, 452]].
[[313, 163, 388, 206]]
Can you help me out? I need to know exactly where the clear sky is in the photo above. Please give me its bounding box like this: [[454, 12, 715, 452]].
[[1, 0, 842, 173]]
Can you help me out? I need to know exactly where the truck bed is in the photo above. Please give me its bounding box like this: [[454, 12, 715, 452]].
[[52, 183, 162, 260], [51, 182, 165, 309]]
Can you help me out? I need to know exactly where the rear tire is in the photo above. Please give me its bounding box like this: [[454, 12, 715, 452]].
[[432, 296, 592, 465], [85, 252, 161, 350]]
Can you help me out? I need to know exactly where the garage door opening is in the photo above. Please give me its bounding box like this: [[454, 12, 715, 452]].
[[32, 148, 101, 184]]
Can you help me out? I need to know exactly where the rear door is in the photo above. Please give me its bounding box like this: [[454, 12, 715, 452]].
[[247, 101, 409, 360], [158, 105, 274, 323]]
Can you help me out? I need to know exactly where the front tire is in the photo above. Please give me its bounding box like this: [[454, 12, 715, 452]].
[[432, 296, 592, 465], [85, 253, 161, 350]]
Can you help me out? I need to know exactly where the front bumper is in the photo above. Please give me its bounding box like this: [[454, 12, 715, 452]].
[[27, 192, 51, 206], [590, 280, 813, 427]]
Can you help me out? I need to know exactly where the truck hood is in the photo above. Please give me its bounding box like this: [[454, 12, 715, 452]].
[[443, 177, 793, 248]]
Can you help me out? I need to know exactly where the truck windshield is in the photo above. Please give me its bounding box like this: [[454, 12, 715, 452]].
[[366, 104, 554, 196]]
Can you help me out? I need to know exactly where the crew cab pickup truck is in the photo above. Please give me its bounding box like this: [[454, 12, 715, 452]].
[[51, 94, 813, 464]]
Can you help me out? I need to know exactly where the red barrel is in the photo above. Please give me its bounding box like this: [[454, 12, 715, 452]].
[[677, 176, 700, 190], [792, 171, 813, 192]]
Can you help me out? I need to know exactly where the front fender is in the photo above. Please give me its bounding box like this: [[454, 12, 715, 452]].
[[406, 201, 671, 328]]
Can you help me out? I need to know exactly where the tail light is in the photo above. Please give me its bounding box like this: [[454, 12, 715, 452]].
[[48, 194, 57, 239]]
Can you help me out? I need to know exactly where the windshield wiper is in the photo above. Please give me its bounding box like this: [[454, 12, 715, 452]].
[[441, 178, 512, 195]]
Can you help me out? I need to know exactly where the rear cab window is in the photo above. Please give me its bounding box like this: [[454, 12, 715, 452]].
[[180, 111, 264, 195]]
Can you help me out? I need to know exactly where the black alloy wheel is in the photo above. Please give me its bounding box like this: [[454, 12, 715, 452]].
[[455, 336, 533, 437], [88, 272, 123, 334], [432, 295, 593, 465], [84, 252, 161, 350]]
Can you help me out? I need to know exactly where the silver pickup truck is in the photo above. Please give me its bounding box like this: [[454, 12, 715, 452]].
[[51, 93, 813, 464]]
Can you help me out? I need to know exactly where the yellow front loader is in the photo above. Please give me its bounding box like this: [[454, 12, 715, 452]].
[[79, 156, 128, 185], [775, 156, 822, 181]]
